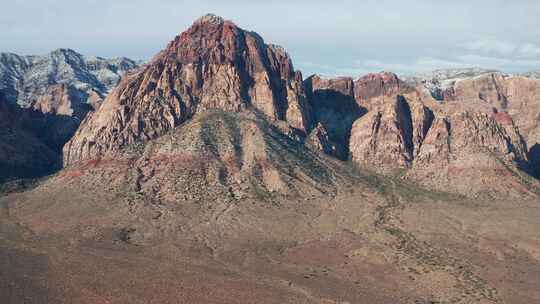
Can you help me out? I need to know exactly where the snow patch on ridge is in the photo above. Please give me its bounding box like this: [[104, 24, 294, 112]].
[[401, 68, 507, 101]]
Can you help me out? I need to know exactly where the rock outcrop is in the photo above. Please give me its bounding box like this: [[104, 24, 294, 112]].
[[411, 70, 540, 177], [347, 83, 537, 197], [411, 111, 533, 197], [303, 70, 537, 196], [304, 75, 365, 159], [349, 95, 415, 171], [64, 14, 312, 166], [306, 122, 340, 157], [304, 72, 425, 160], [354, 72, 414, 110], [32, 84, 94, 118], [403, 68, 499, 101]]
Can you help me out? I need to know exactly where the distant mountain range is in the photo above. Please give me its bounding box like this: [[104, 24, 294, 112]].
[[0, 49, 139, 180], [0, 48, 139, 111]]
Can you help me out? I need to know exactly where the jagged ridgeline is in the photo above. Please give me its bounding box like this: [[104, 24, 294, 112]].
[[63, 14, 311, 166], [57, 14, 346, 200], [0, 49, 140, 182]]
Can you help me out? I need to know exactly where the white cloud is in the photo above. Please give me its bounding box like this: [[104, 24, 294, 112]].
[[461, 39, 540, 59], [346, 57, 477, 76], [517, 43, 540, 58], [315, 53, 540, 78], [462, 39, 517, 56], [456, 54, 540, 69]]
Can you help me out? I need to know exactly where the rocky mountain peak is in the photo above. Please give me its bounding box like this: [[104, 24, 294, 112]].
[[193, 13, 226, 26], [49, 48, 82, 58], [358, 71, 401, 82], [63, 16, 312, 166], [164, 15, 243, 65]]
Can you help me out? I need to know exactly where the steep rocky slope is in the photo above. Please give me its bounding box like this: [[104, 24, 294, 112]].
[[63, 15, 311, 166], [0, 50, 138, 182], [354, 93, 537, 197], [303, 72, 414, 160], [0, 48, 138, 110], [408, 69, 540, 177], [410, 110, 534, 197], [303, 71, 538, 197], [0, 49, 139, 152], [350, 95, 417, 171], [304, 75, 365, 159], [0, 94, 59, 182], [354, 72, 413, 106], [54, 110, 346, 211]]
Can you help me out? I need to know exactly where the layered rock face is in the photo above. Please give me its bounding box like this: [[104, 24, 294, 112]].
[[411, 70, 540, 177], [403, 68, 499, 101], [349, 95, 434, 172], [350, 96, 414, 170], [411, 111, 533, 197], [303, 70, 535, 196], [64, 14, 311, 166], [304, 72, 415, 159], [346, 77, 537, 196], [32, 84, 94, 119], [354, 72, 412, 105], [304, 75, 365, 159]]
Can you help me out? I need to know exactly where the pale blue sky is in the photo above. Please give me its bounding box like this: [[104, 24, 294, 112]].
[[3, 0, 540, 76]]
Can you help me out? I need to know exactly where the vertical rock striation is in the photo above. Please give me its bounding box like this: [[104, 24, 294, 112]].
[[63, 14, 312, 166]]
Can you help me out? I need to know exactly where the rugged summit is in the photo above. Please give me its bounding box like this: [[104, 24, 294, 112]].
[[63, 14, 311, 165], [354, 72, 412, 104]]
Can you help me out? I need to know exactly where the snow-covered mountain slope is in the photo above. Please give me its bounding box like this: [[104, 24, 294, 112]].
[[0, 48, 139, 109], [520, 70, 540, 79]]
